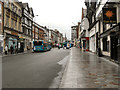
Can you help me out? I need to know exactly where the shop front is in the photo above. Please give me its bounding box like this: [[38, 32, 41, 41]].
[[18, 36, 25, 53], [5, 33, 19, 52], [0, 35, 4, 53], [81, 37, 89, 51], [110, 25, 120, 62], [5, 32, 25, 53], [100, 23, 120, 62]]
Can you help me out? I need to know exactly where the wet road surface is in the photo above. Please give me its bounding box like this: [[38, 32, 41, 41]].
[[2, 48, 70, 88]]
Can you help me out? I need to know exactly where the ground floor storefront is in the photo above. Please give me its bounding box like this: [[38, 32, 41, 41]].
[[3, 29, 32, 54], [0, 35, 4, 53], [81, 37, 89, 51], [100, 23, 120, 62], [4, 33, 25, 53]]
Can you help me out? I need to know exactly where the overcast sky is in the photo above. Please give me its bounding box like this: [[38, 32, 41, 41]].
[[20, 0, 86, 40]]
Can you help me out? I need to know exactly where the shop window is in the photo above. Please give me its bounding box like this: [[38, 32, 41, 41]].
[[103, 37, 109, 52]]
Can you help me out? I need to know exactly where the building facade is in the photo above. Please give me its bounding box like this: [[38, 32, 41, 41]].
[[71, 26, 78, 46], [96, 1, 120, 62], [0, 1, 4, 53], [80, 8, 89, 51], [85, 0, 97, 52], [21, 3, 34, 51], [84, 0, 120, 62], [39, 27, 45, 41], [4, 1, 23, 52], [32, 22, 40, 40]]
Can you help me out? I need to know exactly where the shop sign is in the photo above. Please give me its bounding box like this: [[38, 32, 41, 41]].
[[11, 31, 18, 36], [19, 36, 25, 39], [103, 8, 117, 24]]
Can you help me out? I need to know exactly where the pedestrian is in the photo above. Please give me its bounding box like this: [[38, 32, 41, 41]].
[[10, 45, 14, 54], [5, 45, 8, 55], [15, 46, 17, 54], [27, 45, 29, 50]]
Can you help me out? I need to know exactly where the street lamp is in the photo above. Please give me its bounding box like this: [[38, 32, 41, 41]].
[[33, 15, 39, 41]]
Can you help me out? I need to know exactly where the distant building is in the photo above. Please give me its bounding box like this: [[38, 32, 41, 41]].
[[71, 26, 78, 46], [32, 22, 40, 40]]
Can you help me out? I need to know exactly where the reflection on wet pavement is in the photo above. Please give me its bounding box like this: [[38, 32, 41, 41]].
[[60, 47, 120, 88]]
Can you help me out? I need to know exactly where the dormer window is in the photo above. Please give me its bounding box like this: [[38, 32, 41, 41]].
[[14, 6, 17, 12]]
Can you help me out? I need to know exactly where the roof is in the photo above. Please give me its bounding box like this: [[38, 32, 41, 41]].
[[22, 3, 28, 8]]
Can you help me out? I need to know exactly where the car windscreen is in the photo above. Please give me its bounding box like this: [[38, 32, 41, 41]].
[[34, 41, 42, 46]]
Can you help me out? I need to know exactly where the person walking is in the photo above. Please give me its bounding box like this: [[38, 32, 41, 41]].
[[5, 45, 8, 55], [10, 45, 13, 54]]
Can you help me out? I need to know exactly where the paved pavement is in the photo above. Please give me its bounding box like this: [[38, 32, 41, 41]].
[[60, 47, 120, 88], [2, 48, 70, 88]]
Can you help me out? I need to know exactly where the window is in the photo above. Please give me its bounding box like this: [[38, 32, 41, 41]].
[[18, 9, 21, 16], [26, 29, 28, 35], [14, 21, 17, 29], [27, 20, 30, 26], [18, 23, 21, 31], [14, 6, 17, 12], [6, 16, 9, 27], [22, 17, 25, 23], [6, 0, 10, 8], [11, 3, 14, 11], [29, 21, 31, 26], [29, 30, 31, 36], [25, 18, 27, 24], [11, 19, 14, 28], [34, 41, 42, 46]]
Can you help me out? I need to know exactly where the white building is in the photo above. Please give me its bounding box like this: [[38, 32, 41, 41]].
[[80, 8, 89, 51]]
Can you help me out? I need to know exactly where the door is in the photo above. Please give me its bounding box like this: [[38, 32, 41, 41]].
[[111, 35, 118, 61], [117, 34, 120, 61]]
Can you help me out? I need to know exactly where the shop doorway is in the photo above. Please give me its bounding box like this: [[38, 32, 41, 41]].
[[111, 35, 118, 61]]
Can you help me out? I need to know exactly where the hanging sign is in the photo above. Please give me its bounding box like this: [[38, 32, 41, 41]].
[[103, 7, 117, 24]]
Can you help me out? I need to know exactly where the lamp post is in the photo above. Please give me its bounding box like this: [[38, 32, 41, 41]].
[[33, 15, 38, 41]]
